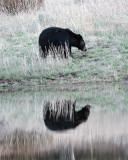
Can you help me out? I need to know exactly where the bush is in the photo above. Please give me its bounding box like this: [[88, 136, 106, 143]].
[[0, 0, 44, 14]]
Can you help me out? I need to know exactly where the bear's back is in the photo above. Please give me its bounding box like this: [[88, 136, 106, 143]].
[[40, 27, 65, 36]]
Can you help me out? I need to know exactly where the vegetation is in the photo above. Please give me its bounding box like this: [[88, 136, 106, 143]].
[[0, 0, 128, 88], [0, 0, 44, 14]]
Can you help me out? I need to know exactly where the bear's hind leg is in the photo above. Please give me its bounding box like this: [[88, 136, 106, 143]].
[[39, 46, 47, 58]]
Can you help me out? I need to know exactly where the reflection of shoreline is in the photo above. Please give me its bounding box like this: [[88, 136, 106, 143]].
[[0, 130, 127, 160], [0, 127, 128, 158]]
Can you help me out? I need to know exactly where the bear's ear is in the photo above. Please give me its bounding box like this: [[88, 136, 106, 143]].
[[65, 28, 70, 31], [77, 34, 82, 39]]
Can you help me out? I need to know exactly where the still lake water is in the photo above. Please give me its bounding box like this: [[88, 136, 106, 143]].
[[0, 83, 128, 160]]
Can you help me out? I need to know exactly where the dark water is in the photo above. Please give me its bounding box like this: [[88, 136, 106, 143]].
[[0, 83, 128, 160]]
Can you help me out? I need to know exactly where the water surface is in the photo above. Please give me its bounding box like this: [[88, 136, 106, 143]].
[[0, 83, 128, 160]]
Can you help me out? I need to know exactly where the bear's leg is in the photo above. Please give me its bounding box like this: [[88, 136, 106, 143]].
[[68, 46, 74, 58], [64, 51, 68, 58], [69, 48, 74, 58], [39, 46, 47, 58], [63, 46, 71, 58]]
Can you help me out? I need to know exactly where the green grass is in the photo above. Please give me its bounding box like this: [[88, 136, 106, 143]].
[[0, 32, 127, 87], [0, 0, 128, 88]]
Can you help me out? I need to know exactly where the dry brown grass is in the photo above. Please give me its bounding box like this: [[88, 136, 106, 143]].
[[43, 0, 128, 34], [0, 0, 44, 14]]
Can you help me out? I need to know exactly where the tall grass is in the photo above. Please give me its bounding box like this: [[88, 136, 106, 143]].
[[0, 0, 128, 85], [0, 0, 44, 14]]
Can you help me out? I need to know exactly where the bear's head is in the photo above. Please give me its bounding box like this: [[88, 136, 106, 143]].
[[79, 104, 90, 121], [76, 34, 87, 51], [66, 29, 87, 52]]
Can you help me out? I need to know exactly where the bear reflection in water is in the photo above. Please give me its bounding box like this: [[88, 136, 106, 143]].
[[43, 100, 90, 131]]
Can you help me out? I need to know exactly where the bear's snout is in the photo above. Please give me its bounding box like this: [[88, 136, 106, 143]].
[[82, 46, 87, 51], [80, 41, 87, 51]]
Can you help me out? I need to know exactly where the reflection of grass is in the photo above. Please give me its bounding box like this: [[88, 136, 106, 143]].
[[0, 83, 128, 116], [0, 0, 128, 87], [1, 142, 126, 160]]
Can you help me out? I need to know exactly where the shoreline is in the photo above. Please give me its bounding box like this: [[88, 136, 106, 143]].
[[0, 78, 128, 92]]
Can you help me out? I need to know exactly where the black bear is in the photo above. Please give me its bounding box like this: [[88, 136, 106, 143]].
[[39, 27, 87, 58], [43, 100, 90, 131]]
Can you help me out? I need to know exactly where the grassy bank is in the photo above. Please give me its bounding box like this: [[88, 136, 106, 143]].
[[0, 0, 128, 88]]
